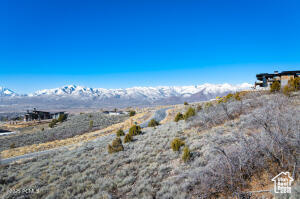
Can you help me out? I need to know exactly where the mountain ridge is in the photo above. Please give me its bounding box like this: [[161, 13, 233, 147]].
[[0, 83, 253, 111], [8, 83, 252, 98]]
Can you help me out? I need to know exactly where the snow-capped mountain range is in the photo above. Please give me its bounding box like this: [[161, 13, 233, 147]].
[[0, 83, 253, 110], [5, 83, 252, 99]]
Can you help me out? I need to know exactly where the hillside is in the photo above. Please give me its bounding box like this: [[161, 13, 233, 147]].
[[0, 91, 299, 198]]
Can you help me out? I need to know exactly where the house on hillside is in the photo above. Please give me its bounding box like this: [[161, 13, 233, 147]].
[[24, 108, 66, 121], [255, 70, 300, 88]]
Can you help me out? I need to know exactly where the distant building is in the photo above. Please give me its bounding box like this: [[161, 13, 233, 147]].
[[255, 70, 300, 88], [24, 108, 66, 121]]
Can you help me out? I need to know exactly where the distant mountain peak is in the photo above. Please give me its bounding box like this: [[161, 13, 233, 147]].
[[0, 86, 17, 96]]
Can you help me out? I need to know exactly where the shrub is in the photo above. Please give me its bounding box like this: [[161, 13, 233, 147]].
[[182, 146, 191, 162], [49, 122, 55, 128], [196, 105, 202, 111], [124, 133, 133, 143], [41, 128, 45, 131], [270, 81, 280, 92], [89, 120, 94, 129], [171, 138, 185, 151], [184, 102, 189, 105], [10, 143, 16, 149], [174, 113, 184, 122], [128, 125, 142, 136], [108, 137, 124, 153], [184, 107, 196, 120], [58, 114, 68, 122], [286, 77, 300, 92], [205, 102, 213, 108], [116, 129, 125, 137], [217, 93, 234, 104], [282, 85, 292, 96], [148, 119, 159, 127], [234, 92, 241, 101], [129, 110, 136, 117]]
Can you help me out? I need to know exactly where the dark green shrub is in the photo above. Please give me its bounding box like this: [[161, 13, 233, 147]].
[[108, 137, 124, 153], [270, 81, 280, 92], [128, 125, 142, 136], [41, 128, 44, 131], [148, 119, 159, 127], [184, 107, 196, 120], [10, 143, 16, 149], [124, 133, 133, 143], [57, 114, 67, 122], [184, 101, 189, 105], [116, 129, 125, 137], [182, 146, 191, 162], [171, 138, 185, 151], [174, 113, 184, 122], [129, 110, 136, 117]]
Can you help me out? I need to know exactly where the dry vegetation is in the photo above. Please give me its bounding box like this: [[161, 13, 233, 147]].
[[0, 91, 299, 199], [1, 111, 152, 158]]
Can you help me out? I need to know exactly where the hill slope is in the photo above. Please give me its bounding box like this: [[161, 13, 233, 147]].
[[1, 91, 299, 198]]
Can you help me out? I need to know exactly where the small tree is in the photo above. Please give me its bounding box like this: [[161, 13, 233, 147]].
[[129, 125, 142, 136], [129, 110, 136, 117], [182, 146, 191, 162], [184, 102, 189, 105], [89, 120, 94, 129], [108, 137, 124, 153], [148, 119, 159, 127], [270, 81, 280, 92], [124, 133, 133, 143], [171, 138, 185, 151], [174, 113, 184, 122], [116, 129, 125, 137], [57, 114, 67, 122], [184, 107, 196, 120]]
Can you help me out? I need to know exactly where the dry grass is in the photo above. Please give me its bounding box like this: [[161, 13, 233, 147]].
[[1, 111, 152, 159]]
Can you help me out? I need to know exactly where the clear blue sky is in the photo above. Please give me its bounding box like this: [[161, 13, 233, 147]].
[[0, 0, 299, 93]]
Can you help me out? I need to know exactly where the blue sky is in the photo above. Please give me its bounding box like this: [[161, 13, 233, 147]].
[[0, 0, 299, 93]]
